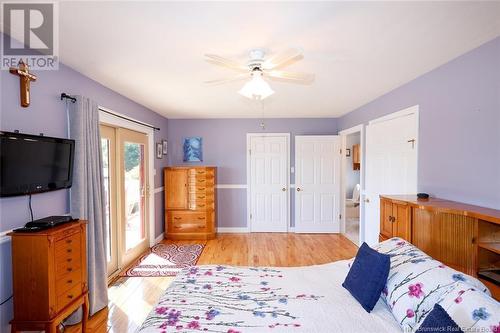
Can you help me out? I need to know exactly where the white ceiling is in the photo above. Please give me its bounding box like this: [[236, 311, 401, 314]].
[[9, 2, 500, 118]]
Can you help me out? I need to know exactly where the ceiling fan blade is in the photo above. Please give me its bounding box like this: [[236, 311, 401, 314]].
[[266, 70, 315, 84], [262, 48, 303, 70], [204, 73, 249, 86], [204, 54, 248, 72]]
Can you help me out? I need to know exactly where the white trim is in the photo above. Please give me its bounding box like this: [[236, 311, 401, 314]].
[[339, 125, 365, 245], [368, 105, 419, 125], [154, 186, 164, 194], [0, 229, 13, 244], [217, 227, 250, 233], [289, 227, 296, 233], [99, 108, 157, 247], [290, 184, 296, 189], [246, 133, 291, 233], [216, 184, 247, 189], [155, 233, 164, 244]]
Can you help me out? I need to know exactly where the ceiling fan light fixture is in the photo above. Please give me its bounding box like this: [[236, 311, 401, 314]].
[[238, 70, 274, 100]]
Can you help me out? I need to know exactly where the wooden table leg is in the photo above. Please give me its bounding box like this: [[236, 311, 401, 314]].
[[10, 322, 17, 333], [82, 293, 90, 333]]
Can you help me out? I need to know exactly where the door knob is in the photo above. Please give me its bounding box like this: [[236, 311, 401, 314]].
[[296, 187, 302, 192], [282, 187, 287, 192]]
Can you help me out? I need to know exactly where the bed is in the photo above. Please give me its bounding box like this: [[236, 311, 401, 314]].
[[138, 260, 401, 332]]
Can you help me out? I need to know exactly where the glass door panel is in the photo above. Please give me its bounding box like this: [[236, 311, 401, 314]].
[[123, 141, 146, 250], [118, 128, 150, 266]]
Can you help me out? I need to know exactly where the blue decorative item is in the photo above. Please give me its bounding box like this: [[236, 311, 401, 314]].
[[183, 137, 203, 162], [342, 242, 390, 312]]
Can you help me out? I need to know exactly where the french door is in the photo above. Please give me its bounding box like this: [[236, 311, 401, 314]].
[[248, 134, 289, 232], [295, 136, 341, 233], [364, 107, 418, 245], [100, 125, 150, 276]]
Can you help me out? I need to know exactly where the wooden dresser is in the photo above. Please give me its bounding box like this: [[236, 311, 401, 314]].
[[9, 221, 89, 333], [379, 195, 500, 300], [164, 166, 217, 240]]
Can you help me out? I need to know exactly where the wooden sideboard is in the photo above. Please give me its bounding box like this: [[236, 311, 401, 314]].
[[8, 221, 89, 333], [379, 195, 500, 300], [164, 166, 217, 240]]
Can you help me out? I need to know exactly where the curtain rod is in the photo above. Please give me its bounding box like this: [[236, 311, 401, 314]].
[[60, 93, 160, 131]]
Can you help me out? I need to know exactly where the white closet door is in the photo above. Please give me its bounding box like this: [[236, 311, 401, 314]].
[[295, 136, 340, 233], [249, 135, 289, 232], [364, 107, 418, 245]]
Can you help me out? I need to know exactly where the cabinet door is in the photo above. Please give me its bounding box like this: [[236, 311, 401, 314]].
[[412, 208, 440, 258], [380, 199, 394, 239], [438, 213, 477, 276], [393, 202, 411, 241], [165, 169, 188, 209]]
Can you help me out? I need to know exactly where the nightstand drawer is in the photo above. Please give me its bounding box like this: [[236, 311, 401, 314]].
[[56, 269, 82, 296], [56, 284, 82, 312]]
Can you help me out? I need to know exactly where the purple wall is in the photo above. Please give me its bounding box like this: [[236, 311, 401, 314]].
[[167, 118, 338, 228], [338, 37, 500, 209]]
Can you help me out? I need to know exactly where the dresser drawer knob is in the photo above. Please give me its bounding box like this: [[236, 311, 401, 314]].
[[67, 294, 74, 299], [174, 217, 181, 220], [174, 226, 181, 229], [67, 258, 72, 262], [67, 268, 73, 272], [66, 249, 72, 253], [198, 226, 204, 229], [199, 204, 205, 207], [198, 196, 205, 199], [66, 239, 72, 244], [198, 217, 205, 220], [198, 187, 205, 190], [199, 179, 206, 183], [67, 279, 73, 284]]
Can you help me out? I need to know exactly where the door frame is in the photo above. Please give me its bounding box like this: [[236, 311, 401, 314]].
[[99, 107, 156, 253], [246, 133, 291, 232], [339, 125, 365, 245]]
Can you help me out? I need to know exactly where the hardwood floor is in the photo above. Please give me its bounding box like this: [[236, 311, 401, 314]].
[[107, 233, 358, 332]]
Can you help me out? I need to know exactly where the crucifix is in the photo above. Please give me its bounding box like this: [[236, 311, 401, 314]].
[[9, 60, 37, 107]]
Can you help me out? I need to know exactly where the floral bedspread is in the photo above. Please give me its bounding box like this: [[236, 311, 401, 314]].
[[138, 263, 401, 333]]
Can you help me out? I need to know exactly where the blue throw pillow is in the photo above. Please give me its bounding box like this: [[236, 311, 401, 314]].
[[342, 242, 390, 312], [416, 304, 463, 333]]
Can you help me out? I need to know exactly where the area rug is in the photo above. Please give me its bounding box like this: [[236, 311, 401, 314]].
[[122, 243, 204, 277]]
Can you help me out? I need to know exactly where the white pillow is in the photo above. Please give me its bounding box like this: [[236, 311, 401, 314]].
[[372, 238, 490, 332], [439, 281, 500, 332]]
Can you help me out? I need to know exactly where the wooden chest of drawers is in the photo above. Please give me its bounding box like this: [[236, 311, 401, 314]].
[[9, 221, 89, 333], [165, 167, 217, 240]]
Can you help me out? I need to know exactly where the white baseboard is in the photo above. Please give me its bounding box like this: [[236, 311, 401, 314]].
[[155, 233, 164, 244], [217, 227, 250, 233], [289, 227, 296, 232]]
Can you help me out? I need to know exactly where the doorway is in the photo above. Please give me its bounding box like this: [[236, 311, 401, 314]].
[[364, 106, 419, 245], [100, 124, 151, 277], [341, 131, 362, 245], [247, 133, 290, 232]]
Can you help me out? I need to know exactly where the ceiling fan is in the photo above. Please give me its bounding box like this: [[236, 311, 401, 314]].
[[204, 48, 315, 100]]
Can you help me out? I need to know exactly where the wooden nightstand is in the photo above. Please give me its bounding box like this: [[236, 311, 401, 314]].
[[8, 221, 89, 333]]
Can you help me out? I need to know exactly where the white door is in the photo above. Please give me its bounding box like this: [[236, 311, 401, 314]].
[[295, 136, 341, 233], [364, 107, 418, 245], [248, 134, 289, 232]]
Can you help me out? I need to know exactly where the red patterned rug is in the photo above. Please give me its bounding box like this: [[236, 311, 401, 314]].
[[122, 243, 204, 277]]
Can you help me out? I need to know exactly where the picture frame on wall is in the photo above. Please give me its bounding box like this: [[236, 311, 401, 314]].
[[162, 140, 168, 155], [346, 148, 351, 157], [156, 142, 163, 159], [183, 137, 203, 162]]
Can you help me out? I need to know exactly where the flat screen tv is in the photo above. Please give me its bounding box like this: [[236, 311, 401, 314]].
[[0, 131, 75, 197]]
